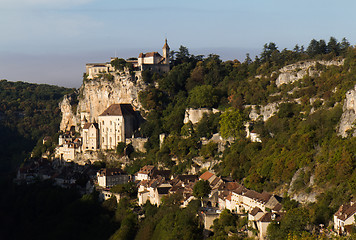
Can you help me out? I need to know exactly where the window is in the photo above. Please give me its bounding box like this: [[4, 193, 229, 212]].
[[102, 137, 104, 143], [110, 121, 112, 125], [102, 121, 104, 125]]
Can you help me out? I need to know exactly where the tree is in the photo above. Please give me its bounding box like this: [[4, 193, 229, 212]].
[[219, 108, 244, 139], [176, 45, 190, 61], [211, 209, 238, 238], [193, 180, 211, 205], [116, 142, 126, 155], [327, 36, 340, 55], [261, 42, 278, 62], [188, 85, 219, 108]]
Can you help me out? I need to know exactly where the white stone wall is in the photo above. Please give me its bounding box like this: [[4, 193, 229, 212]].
[[97, 175, 106, 188], [98, 115, 125, 150]]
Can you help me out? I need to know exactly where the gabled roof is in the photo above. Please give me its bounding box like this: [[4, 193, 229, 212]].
[[200, 171, 214, 181], [232, 185, 247, 195], [176, 175, 198, 183], [211, 177, 222, 187], [99, 104, 135, 117], [139, 52, 162, 58], [250, 207, 263, 216], [153, 169, 171, 179], [157, 186, 171, 195], [335, 202, 356, 221], [259, 212, 283, 222], [138, 165, 156, 175], [273, 203, 283, 212], [83, 122, 99, 129], [98, 168, 126, 177]]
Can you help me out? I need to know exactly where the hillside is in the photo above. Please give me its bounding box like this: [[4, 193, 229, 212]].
[[5, 37, 356, 240], [0, 80, 74, 177]]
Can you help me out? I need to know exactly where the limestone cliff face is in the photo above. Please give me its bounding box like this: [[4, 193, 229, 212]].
[[183, 108, 219, 124], [338, 85, 356, 137], [59, 95, 78, 132], [276, 59, 344, 87], [59, 72, 146, 132], [249, 103, 279, 122]]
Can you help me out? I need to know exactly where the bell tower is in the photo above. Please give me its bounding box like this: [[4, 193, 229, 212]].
[[162, 38, 170, 65]]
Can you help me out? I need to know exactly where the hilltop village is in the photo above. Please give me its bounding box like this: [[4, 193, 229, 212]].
[[13, 38, 356, 239]]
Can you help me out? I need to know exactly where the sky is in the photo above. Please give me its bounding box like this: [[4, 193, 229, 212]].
[[0, 0, 355, 88]]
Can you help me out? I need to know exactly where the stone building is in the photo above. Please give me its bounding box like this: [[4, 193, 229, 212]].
[[97, 168, 130, 188], [85, 39, 170, 79], [137, 39, 170, 73], [82, 123, 99, 151], [98, 104, 137, 150]]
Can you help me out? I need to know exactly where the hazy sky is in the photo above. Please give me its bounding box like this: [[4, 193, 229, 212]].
[[0, 0, 355, 88]]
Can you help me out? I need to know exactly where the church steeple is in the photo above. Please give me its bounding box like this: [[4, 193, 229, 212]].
[[162, 38, 170, 65]]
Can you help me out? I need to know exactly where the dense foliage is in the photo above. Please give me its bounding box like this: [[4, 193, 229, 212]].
[[0, 80, 74, 177]]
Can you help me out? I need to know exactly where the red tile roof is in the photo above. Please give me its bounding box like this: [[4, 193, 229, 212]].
[[200, 171, 214, 181]]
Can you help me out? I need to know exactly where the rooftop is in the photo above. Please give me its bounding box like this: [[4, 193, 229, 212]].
[[200, 171, 214, 181], [99, 104, 136, 117]]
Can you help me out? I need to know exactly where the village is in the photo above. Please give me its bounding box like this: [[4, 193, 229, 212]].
[[14, 39, 356, 240]]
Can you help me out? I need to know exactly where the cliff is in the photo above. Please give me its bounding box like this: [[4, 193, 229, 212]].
[[276, 59, 344, 87], [338, 85, 356, 137], [60, 71, 146, 132], [249, 103, 279, 122]]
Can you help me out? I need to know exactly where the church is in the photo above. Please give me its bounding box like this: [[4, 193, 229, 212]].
[[82, 104, 139, 151], [85, 39, 170, 79]]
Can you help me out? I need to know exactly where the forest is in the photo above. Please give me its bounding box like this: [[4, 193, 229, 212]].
[[0, 80, 75, 178]]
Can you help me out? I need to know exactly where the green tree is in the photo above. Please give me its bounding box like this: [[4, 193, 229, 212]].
[[219, 108, 244, 139], [188, 85, 219, 108], [193, 180, 211, 206]]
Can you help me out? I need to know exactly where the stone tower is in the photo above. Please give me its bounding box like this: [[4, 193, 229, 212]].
[[162, 38, 170, 65]]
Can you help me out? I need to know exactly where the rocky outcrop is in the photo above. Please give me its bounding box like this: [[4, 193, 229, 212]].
[[183, 108, 219, 124], [249, 103, 279, 122], [59, 95, 78, 131], [59, 71, 146, 132], [338, 85, 356, 137], [276, 59, 344, 87]]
